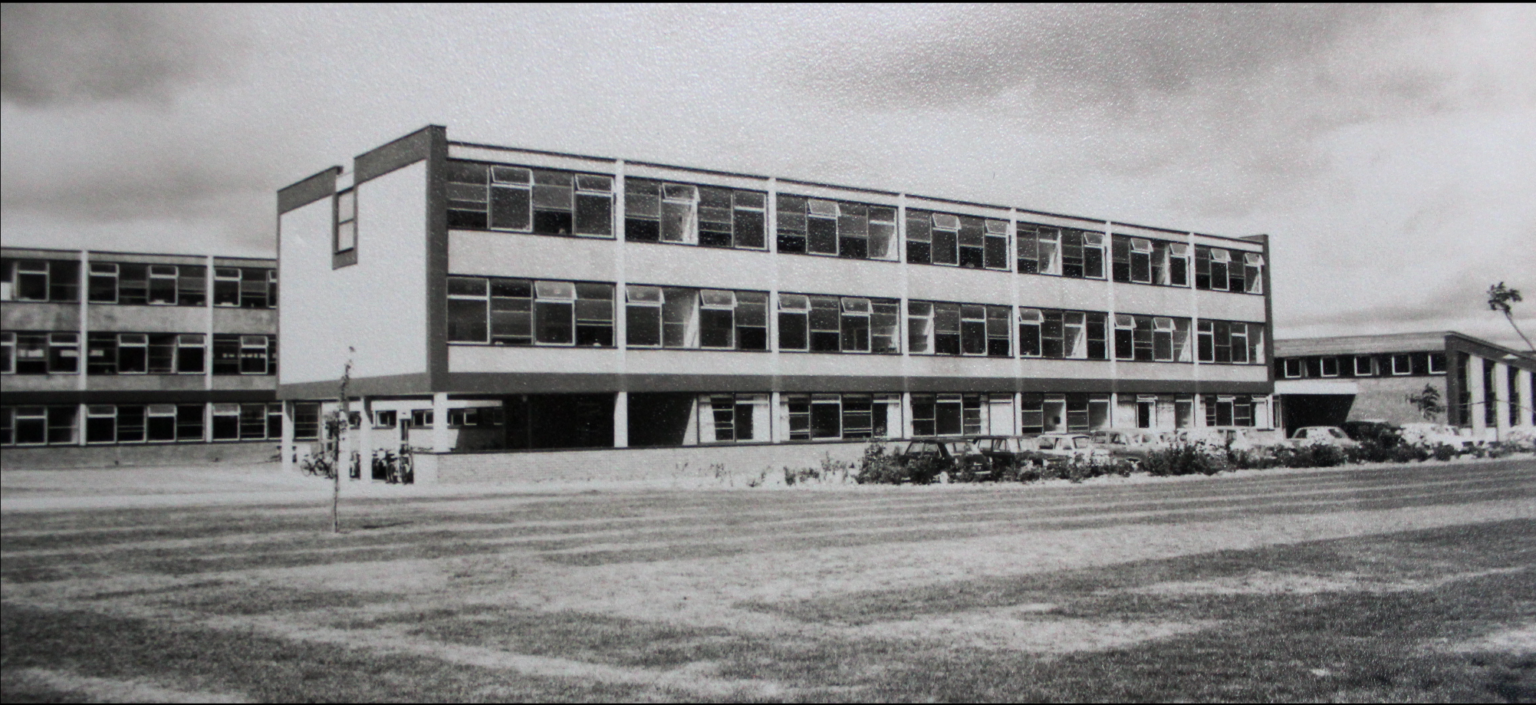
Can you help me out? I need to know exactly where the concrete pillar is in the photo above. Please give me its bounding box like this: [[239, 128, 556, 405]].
[[613, 391, 628, 448], [902, 392, 916, 438], [280, 400, 295, 474], [1521, 368, 1535, 427], [1013, 392, 1023, 436], [431, 392, 449, 453], [1470, 355, 1487, 436], [358, 397, 372, 480], [770, 391, 784, 442], [1493, 362, 1511, 440]]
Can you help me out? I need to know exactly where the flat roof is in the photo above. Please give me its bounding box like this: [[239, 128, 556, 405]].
[[1276, 330, 1536, 365]]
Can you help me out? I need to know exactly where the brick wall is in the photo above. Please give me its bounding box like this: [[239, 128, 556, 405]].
[[430, 441, 878, 485], [1, 442, 278, 470]]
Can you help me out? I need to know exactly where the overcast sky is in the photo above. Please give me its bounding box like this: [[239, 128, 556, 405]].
[[3, 4, 1533, 347]]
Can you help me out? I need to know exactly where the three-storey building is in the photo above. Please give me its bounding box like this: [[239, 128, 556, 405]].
[[1, 247, 280, 466], [275, 126, 1275, 479]]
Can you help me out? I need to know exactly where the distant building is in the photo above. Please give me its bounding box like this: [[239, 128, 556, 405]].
[[273, 125, 1276, 481], [1273, 331, 1536, 438], [1, 247, 279, 466]]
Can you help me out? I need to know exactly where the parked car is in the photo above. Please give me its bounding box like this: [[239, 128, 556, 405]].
[[1289, 426, 1360, 448], [969, 435, 1047, 479], [1398, 423, 1481, 452], [1340, 420, 1403, 447], [1089, 429, 1171, 467], [1033, 433, 1112, 466], [1175, 427, 1267, 451], [890, 438, 990, 483]]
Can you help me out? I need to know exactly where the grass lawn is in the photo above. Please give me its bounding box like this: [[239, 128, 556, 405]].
[[2, 458, 1533, 702]]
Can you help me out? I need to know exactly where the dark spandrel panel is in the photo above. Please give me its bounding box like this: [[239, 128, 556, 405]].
[[734, 191, 766, 209], [533, 184, 571, 211], [532, 170, 573, 187], [446, 161, 487, 184], [778, 315, 807, 350], [907, 241, 931, 264], [699, 228, 733, 249], [575, 325, 613, 347], [777, 232, 806, 254], [959, 247, 984, 269], [733, 210, 764, 249], [532, 210, 573, 236], [491, 278, 532, 298], [625, 218, 660, 242], [698, 186, 733, 209], [737, 327, 767, 351], [448, 208, 487, 230]]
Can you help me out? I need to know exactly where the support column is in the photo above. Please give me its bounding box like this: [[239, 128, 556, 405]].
[[1493, 362, 1511, 440], [280, 400, 295, 474], [1521, 368, 1534, 428], [902, 392, 916, 438], [432, 392, 450, 453], [358, 397, 372, 480], [770, 391, 784, 442], [1470, 355, 1487, 437], [613, 391, 628, 448]]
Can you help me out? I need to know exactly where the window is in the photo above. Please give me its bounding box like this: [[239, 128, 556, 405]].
[[699, 290, 736, 349], [212, 403, 240, 441], [1020, 394, 1045, 434], [1196, 247, 1232, 291], [450, 277, 612, 347], [1114, 315, 1136, 360], [933, 303, 961, 354], [1196, 321, 1262, 364], [785, 393, 899, 440], [177, 334, 205, 374], [1321, 357, 1340, 377], [239, 269, 270, 309], [698, 394, 770, 443], [779, 293, 898, 354], [1016, 224, 1061, 275], [2, 259, 79, 303], [1018, 309, 1042, 357], [1428, 353, 1446, 374], [533, 281, 576, 345], [240, 335, 270, 374], [1353, 356, 1374, 376], [88, 263, 118, 303], [411, 409, 434, 429], [0, 332, 12, 374], [983, 220, 1010, 270], [179, 265, 207, 306], [907, 301, 931, 354], [574, 282, 614, 347], [1063, 312, 1087, 358], [958, 216, 983, 268], [1283, 358, 1302, 379], [214, 268, 241, 306], [1061, 230, 1105, 279], [1126, 238, 1153, 283], [921, 303, 1014, 357], [14, 407, 48, 445], [117, 334, 148, 374], [1165, 243, 1190, 287], [335, 189, 357, 253], [1230, 324, 1250, 364], [905, 208, 931, 264], [1153, 317, 1175, 361], [1391, 353, 1413, 376], [1243, 253, 1264, 294], [446, 161, 611, 238], [626, 285, 664, 347], [211, 335, 240, 375], [986, 306, 1010, 357], [647, 184, 773, 250], [491, 278, 533, 345], [781, 195, 897, 261]]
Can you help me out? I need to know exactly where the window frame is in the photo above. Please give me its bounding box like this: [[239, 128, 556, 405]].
[[334, 188, 357, 254]]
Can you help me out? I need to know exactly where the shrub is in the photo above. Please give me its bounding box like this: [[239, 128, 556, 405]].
[[1143, 443, 1226, 476], [1432, 443, 1457, 461], [855, 443, 903, 485]]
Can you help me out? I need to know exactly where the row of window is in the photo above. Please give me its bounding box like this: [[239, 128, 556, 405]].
[[444, 276, 1267, 363], [2, 403, 281, 446], [695, 391, 1268, 444], [431, 160, 1263, 294], [1, 259, 276, 308], [1, 332, 276, 376], [1279, 352, 1448, 379]]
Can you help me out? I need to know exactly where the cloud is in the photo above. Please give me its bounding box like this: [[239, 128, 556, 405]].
[[0, 4, 247, 106]]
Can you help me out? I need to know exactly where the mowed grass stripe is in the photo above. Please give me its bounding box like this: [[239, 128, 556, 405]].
[[5, 462, 1527, 557], [6, 484, 1525, 583], [6, 470, 1526, 564]]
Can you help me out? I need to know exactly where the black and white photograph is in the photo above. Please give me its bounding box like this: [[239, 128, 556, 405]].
[[2, 4, 1533, 702]]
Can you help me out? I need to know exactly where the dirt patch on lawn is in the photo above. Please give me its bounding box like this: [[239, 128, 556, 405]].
[[1437, 621, 1536, 655], [8, 666, 251, 703], [840, 607, 1215, 654], [1116, 566, 1530, 598]]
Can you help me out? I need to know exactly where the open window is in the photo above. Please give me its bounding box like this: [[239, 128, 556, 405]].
[[1063, 311, 1088, 359], [1206, 248, 1231, 291], [907, 301, 932, 354], [240, 335, 270, 374], [662, 184, 699, 245], [147, 265, 178, 305], [867, 206, 897, 260], [930, 213, 961, 266], [88, 263, 119, 303], [213, 268, 241, 307], [777, 294, 810, 351], [840, 298, 871, 352], [957, 216, 985, 269], [1083, 233, 1106, 279], [806, 199, 839, 255], [984, 220, 1010, 270], [490, 166, 533, 231], [534, 281, 577, 345], [0, 332, 13, 374], [1243, 253, 1265, 294], [1166, 243, 1190, 287], [1114, 314, 1136, 360], [835, 202, 869, 259], [1018, 308, 1042, 357], [699, 290, 736, 349], [698, 394, 770, 443], [1129, 239, 1153, 284]]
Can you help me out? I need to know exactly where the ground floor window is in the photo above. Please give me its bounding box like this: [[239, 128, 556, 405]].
[[1202, 395, 1267, 427], [698, 394, 770, 443], [785, 393, 900, 441], [293, 402, 321, 441]]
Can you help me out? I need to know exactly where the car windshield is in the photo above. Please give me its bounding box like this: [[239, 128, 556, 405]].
[[1037, 437, 1057, 449], [947, 440, 977, 454], [1329, 428, 1347, 438]]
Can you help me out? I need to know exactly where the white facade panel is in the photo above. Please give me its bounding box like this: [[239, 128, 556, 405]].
[[1194, 290, 1267, 323], [449, 231, 618, 283]]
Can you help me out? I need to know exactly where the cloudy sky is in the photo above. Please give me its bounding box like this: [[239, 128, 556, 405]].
[[3, 4, 1533, 347]]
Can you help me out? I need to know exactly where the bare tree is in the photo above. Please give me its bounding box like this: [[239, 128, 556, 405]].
[[1487, 282, 1534, 352], [1405, 383, 1444, 422], [332, 349, 354, 534]]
